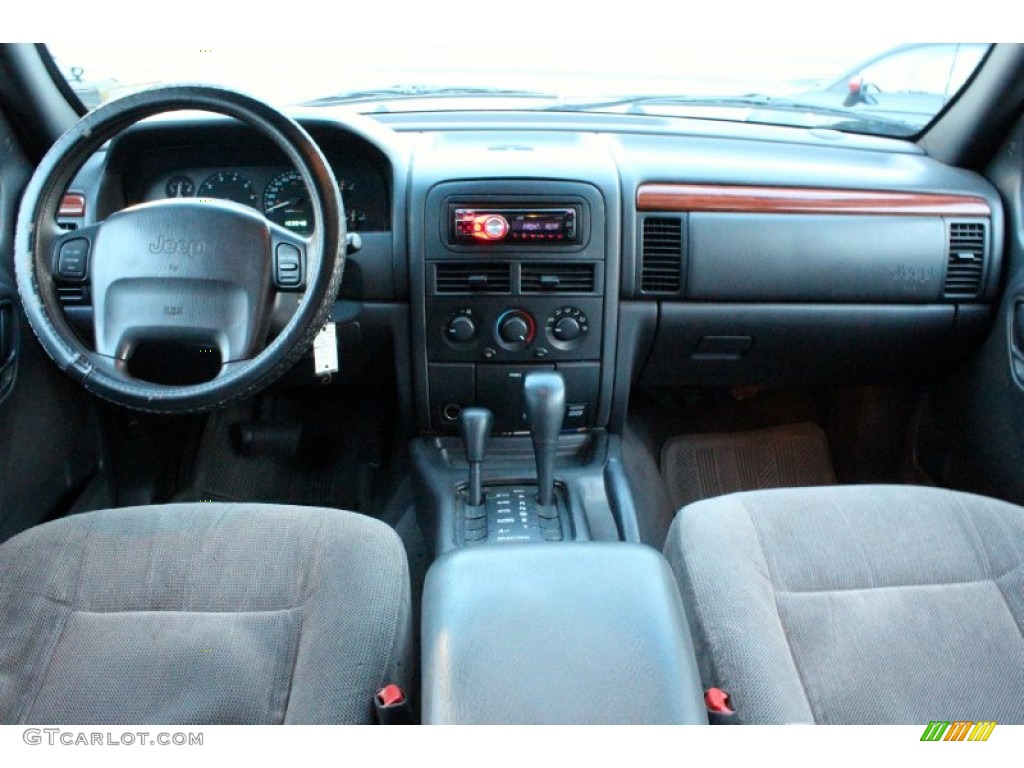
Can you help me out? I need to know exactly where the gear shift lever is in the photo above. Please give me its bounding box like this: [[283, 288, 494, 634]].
[[459, 407, 493, 506], [523, 371, 566, 507]]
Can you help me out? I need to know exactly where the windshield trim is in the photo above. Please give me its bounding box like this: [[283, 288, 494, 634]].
[[898, 42, 996, 144], [40, 43, 88, 117]]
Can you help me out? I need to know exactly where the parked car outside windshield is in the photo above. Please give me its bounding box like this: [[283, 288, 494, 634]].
[[747, 43, 989, 130]]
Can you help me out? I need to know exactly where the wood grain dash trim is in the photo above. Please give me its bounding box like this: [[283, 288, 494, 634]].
[[636, 184, 991, 216]]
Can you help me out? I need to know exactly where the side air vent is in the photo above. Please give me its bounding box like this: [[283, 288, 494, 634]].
[[944, 221, 987, 299], [435, 262, 511, 294], [57, 286, 89, 306], [520, 263, 596, 294], [640, 216, 684, 295]]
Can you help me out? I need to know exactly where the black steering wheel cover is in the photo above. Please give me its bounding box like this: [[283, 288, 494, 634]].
[[14, 85, 345, 413]]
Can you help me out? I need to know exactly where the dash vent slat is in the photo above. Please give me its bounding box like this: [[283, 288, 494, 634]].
[[520, 263, 596, 294], [944, 221, 987, 299], [641, 216, 683, 294], [435, 262, 511, 294]]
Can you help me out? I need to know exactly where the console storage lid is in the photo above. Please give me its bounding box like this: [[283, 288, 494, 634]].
[[421, 542, 707, 724]]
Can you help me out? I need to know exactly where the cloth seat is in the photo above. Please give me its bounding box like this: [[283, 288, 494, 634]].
[[0, 503, 411, 724], [664, 484, 1024, 724]]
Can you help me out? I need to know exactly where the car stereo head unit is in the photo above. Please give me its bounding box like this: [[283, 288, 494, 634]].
[[452, 207, 579, 245]]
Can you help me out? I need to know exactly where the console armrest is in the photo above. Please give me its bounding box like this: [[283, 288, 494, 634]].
[[421, 543, 707, 724]]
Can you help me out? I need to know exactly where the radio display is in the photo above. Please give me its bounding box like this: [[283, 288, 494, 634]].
[[519, 217, 563, 233], [452, 207, 579, 244]]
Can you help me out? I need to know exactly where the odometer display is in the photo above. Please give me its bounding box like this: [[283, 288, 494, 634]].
[[263, 170, 313, 235], [197, 171, 259, 208]]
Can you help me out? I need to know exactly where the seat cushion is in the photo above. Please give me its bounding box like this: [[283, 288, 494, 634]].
[[0, 503, 411, 724], [664, 485, 1024, 724]]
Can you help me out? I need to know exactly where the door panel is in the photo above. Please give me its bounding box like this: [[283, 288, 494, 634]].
[[0, 280, 16, 405], [916, 113, 1024, 502], [0, 104, 103, 541]]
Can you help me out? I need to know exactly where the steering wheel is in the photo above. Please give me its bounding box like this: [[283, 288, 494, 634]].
[[14, 85, 345, 414]]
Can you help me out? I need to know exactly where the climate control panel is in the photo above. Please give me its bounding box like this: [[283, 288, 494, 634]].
[[431, 297, 602, 364]]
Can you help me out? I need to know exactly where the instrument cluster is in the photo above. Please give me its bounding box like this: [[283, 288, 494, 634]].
[[145, 160, 388, 234]]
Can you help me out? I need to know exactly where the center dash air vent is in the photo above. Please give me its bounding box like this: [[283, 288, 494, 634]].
[[435, 262, 511, 294], [944, 221, 987, 299], [640, 216, 684, 295], [520, 263, 596, 294]]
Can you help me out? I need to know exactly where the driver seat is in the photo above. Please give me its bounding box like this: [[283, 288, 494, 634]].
[[0, 503, 412, 724]]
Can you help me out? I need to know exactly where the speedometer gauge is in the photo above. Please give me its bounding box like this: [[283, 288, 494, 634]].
[[198, 171, 259, 208], [263, 170, 312, 235]]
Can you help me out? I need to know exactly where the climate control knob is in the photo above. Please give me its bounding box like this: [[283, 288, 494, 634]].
[[546, 306, 589, 348], [496, 310, 536, 349], [552, 316, 582, 342], [499, 314, 531, 343], [446, 314, 477, 343]]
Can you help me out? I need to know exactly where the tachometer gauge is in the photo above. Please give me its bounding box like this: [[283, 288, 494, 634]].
[[263, 170, 312, 235], [165, 175, 195, 198], [197, 171, 259, 208]]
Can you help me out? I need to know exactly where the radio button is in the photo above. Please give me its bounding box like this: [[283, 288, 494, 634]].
[[482, 215, 509, 240]]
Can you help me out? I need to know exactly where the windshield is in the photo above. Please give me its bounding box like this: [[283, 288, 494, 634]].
[[47, 42, 990, 138]]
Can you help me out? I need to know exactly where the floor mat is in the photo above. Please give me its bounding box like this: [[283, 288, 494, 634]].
[[176, 395, 371, 512], [660, 422, 835, 509]]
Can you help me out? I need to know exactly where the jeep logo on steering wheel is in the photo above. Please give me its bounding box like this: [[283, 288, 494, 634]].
[[149, 235, 206, 258]]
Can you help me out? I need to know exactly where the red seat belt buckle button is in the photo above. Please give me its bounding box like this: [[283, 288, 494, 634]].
[[376, 684, 405, 708], [705, 687, 736, 723], [374, 684, 413, 724]]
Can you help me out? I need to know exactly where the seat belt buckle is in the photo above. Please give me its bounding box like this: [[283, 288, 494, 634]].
[[705, 687, 737, 725], [374, 684, 414, 725]]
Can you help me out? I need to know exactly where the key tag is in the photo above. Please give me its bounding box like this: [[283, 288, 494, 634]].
[[313, 322, 339, 376]]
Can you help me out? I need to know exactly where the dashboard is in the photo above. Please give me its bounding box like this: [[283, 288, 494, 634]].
[[58, 107, 1005, 436]]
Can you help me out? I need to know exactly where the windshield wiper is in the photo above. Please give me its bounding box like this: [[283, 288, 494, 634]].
[[545, 94, 773, 112], [545, 94, 921, 133], [301, 86, 555, 107]]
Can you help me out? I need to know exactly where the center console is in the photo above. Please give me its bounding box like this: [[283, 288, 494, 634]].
[[421, 543, 708, 724], [418, 179, 609, 434], [407, 153, 704, 723], [410, 176, 634, 554]]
